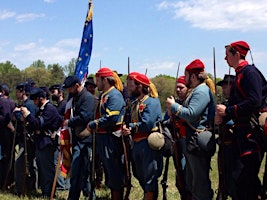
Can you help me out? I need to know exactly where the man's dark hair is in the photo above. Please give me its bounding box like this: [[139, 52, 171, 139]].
[[229, 46, 237, 55], [134, 81, 149, 95], [104, 76, 116, 86], [0, 84, 10, 96], [229, 46, 246, 59]]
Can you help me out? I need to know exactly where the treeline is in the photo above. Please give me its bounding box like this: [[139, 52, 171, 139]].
[[0, 59, 223, 110]]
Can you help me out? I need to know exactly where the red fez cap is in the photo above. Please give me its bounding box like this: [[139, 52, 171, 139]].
[[229, 41, 250, 56], [127, 72, 140, 80], [177, 76, 186, 85], [96, 67, 113, 77], [185, 59, 205, 74], [132, 73, 150, 87]]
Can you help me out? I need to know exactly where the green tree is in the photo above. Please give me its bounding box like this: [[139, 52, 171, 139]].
[[24, 66, 52, 87], [0, 61, 20, 74], [64, 58, 77, 76], [30, 59, 46, 68], [47, 63, 65, 85], [151, 74, 176, 111], [0, 61, 23, 99]]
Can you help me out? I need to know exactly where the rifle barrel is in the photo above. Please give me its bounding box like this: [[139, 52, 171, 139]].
[[174, 62, 180, 96], [90, 130, 96, 200]]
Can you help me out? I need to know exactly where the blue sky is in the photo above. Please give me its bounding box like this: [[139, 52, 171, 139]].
[[1, 0, 267, 79]]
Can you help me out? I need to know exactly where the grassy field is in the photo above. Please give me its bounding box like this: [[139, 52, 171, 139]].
[[0, 150, 266, 200]]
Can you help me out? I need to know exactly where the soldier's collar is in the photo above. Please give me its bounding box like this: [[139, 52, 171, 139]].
[[138, 95, 149, 103], [102, 86, 114, 96], [40, 100, 50, 109]]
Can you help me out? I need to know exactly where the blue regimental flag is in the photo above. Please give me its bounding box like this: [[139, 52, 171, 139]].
[[74, 1, 93, 83]]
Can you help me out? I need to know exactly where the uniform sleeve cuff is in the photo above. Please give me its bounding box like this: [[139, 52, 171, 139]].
[[23, 110, 30, 118]]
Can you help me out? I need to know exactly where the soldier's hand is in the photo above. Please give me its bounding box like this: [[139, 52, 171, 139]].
[[77, 126, 91, 138], [216, 104, 226, 116], [63, 119, 69, 127], [20, 106, 30, 118], [7, 122, 15, 133], [166, 96, 175, 108], [122, 124, 131, 136]]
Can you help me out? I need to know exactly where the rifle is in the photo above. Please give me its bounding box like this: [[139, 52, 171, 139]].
[[123, 56, 132, 200], [17, 91, 30, 196], [51, 146, 61, 200], [216, 117, 227, 200], [170, 62, 186, 200], [161, 62, 186, 199], [90, 129, 96, 200], [22, 121, 29, 196], [171, 116, 186, 200], [215, 47, 228, 200], [122, 130, 131, 200], [123, 102, 132, 200], [174, 62, 180, 95], [2, 120, 17, 190], [161, 156, 169, 200]]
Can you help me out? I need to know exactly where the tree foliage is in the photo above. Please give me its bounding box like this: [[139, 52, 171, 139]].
[[24, 66, 52, 87], [0, 61, 20, 74], [0, 60, 66, 99], [64, 58, 76, 76], [30, 59, 46, 68], [47, 63, 65, 84], [151, 74, 176, 111]]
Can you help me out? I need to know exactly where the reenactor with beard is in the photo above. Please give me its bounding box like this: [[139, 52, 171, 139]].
[[49, 84, 67, 118], [166, 59, 216, 200], [123, 72, 163, 200], [62, 75, 95, 200], [49, 84, 70, 191], [81, 68, 126, 200]]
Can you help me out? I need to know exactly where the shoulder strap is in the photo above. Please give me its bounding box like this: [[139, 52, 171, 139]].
[[186, 121, 206, 133]]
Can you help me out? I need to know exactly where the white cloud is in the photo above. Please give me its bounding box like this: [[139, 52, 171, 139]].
[[2, 38, 80, 69], [16, 13, 45, 23], [157, 0, 267, 31], [140, 61, 177, 77], [0, 10, 15, 20], [55, 38, 80, 48], [27, 46, 77, 65], [0, 40, 10, 48], [43, 0, 55, 3], [14, 43, 36, 51]]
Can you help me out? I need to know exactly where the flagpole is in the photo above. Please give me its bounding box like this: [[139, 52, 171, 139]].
[[50, 150, 61, 199], [74, 0, 93, 83], [55, 0, 94, 198]]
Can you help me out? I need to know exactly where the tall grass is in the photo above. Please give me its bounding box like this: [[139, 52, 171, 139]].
[[0, 150, 266, 200]]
